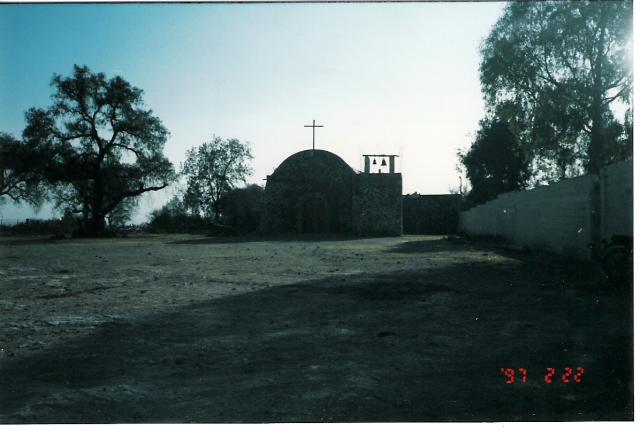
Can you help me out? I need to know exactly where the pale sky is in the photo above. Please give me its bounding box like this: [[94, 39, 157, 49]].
[[0, 2, 506, 223]]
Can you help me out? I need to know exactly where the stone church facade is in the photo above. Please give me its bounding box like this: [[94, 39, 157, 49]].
[[259, 149, 402, 236]]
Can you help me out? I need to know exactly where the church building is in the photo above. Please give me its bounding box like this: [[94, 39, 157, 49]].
[[259, 149, 403, 236]]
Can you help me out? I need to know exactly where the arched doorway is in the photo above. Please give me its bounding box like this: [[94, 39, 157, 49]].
[[301, 196, 329, 233]]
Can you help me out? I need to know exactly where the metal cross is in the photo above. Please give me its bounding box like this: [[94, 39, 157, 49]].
[[304, 119, 324, 150]]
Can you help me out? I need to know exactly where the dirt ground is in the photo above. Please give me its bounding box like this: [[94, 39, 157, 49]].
[[0, 234, 633, 423]]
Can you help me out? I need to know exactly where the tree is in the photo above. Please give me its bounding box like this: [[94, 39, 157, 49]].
[[480, 1, 632, 178], [219, 184, 264, 232], [182, 176, 203, 217], [148, 196, 189, 232], [148, 195, 217, 234], [181, 136, 253, 221], [106, 197, 137, 229], [0, 132, 44, 206], [22, 65, 176, 235], [459, 120, 530, 206]]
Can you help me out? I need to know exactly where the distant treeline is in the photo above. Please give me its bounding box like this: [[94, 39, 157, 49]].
[[0, 183, 264, 237], [1, 65, 260, 237], [147, 184, 264, 235]]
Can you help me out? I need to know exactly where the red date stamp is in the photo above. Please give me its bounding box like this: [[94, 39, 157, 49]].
[[500, 367, 585, 384]]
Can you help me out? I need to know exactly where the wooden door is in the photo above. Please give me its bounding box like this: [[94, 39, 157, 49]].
[[302, 197, 329, 233]]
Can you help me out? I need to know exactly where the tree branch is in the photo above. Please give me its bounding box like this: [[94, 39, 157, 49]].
[[102, 183, 169, 215], [51, 129, 93, 142], [111, 142, 143, 158], [602, 82, 630, 105]]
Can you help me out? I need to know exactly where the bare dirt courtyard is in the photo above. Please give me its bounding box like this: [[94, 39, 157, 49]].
[[0, 234, 633, 422]]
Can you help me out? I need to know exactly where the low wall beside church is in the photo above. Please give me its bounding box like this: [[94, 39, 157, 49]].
[[402, 193, 461, 234], [352, 173, 403, 236]]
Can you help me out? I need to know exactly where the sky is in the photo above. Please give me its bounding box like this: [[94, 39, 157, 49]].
[[0, 1, 506, 223]]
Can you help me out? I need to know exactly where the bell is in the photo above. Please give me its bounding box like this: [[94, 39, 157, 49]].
[[381, 158, 387, 167], [372, 159, 377, 165]]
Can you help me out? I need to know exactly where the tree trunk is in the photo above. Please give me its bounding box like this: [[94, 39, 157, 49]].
[[587, 19, 606, 175], [587, 95, 605, 174], [90, 212, 107, 236], [89, 157, 107, 236], [214, 201, 221, 222]]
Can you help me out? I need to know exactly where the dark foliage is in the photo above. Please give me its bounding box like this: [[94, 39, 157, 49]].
[[182, 136, 253, 221], [218, 184, 264, 233], [0, 133, 45, 206], [480, 1, 632, 179], [0, 217, 75, 237], [147, 196, 232, 235], [460, 121, 530, 207]]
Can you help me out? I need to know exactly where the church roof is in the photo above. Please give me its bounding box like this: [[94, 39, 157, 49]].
[[271, 149, 355, 178]]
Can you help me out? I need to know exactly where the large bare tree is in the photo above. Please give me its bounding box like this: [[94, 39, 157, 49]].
[[22, 65, 176, 235]]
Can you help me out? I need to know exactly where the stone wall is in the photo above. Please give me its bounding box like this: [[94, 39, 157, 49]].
[[402, 194, 461, 234], [352, 173, 403, 236], [260, 149, 404, 237], [460, 160, 632, 260]]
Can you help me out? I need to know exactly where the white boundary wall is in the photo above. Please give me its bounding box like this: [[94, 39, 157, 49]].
[[460, 159, 632, 260], [600, 160, 633, 239]]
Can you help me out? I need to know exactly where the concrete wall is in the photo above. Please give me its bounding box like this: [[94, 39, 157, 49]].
[[402, 194, 461, 234], [600, 159, 633, 239], [460, 160, 632, 260], [352, 173, 403, 236]]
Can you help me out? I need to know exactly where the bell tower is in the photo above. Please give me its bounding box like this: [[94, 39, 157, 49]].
[[363, 154, 398, 174], [353, 154, 403, 235]]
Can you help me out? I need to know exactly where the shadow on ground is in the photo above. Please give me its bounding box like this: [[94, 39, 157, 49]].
[[390, 238, 593, 270], [0, 257, 632, 423]]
